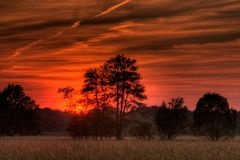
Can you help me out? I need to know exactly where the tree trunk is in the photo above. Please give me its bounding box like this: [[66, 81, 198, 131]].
[[118, 80, 126, 140], [95, 87, 100, 140], [115, 78, 120, 140]]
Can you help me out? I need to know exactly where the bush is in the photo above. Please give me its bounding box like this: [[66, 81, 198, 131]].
[[193, 93, 238, 140], [155, 97, 190, 140]]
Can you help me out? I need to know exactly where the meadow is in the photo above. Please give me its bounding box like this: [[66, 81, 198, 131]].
[[0, 136, 240, 160]]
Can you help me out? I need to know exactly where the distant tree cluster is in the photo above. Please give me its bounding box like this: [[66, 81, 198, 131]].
[[155, 97, 190, 140], [39, 108, 71, 134], [57, 54, 238, 141], [59, 54, 146, 140], [154, 93, 238, 141], [0, 84, 41, 136], [67, 108, 115, 140], [0, 55, 239, 142]]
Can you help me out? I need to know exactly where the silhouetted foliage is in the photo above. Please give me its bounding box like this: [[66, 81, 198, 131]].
[[70, 54, 147, 140], [193, 93, 238, 141], [58, 87, 78, 113], [81, 67, 112, 139], [129, 122, 154, 141], [67, 108, 115, 140], [0, 84, 41, 136], [39, 108, 71, 134], [88, 107, 115, 139], [155, 97, 190, 140], [104, 54, 147, 140], [67, 115, 89, 140]]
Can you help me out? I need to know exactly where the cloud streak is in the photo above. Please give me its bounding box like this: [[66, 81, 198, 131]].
[[7, 0, 131, 60], [95, 0, 131, 18], [7, 39, 43, 60], [7, 20, 82, 60], [1, 0, 240, 109]]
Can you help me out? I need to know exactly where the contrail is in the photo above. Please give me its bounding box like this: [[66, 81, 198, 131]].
[[7, 0, 131, 60], [7, 39, 43, 60], [49, 21, 81, 39], [96, 0, 131, 18], [8, 21, 82, 60], [70, 20, 81, 28]]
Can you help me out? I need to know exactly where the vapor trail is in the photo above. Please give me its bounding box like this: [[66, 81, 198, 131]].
[[49, 21, 81, 39], [7, 39, 43, 60], [8, 0, 131, 60], [96, 0, 131, 18], [7, 21, 82, 59]]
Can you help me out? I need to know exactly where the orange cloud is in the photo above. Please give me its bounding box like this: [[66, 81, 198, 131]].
[[1, 0, 240, 110]]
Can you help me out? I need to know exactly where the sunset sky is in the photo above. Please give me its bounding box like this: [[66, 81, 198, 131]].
[[0, 0, 240, 110]]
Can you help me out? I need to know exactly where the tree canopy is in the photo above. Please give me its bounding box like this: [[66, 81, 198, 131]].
[[59, 54, 147, 140], [104, 54, 147, 139], [0, 84, 40, 136], [193, 93, 238, 140], [155, 97, 190, 140]]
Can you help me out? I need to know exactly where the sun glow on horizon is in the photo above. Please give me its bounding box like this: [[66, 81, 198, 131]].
[[0, 0, 240, 110]]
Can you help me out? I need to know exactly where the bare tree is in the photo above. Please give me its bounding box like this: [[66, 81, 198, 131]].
[[58, 86, 77, 113]]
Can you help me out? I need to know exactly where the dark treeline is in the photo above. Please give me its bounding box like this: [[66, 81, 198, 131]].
[[67, 107, 115, 140], [39, 108, 71, 134], [0, 84, 71, 136], [0, 84, 40, 136], [0, 84, 239, 141], [0, 55, 239, 141]]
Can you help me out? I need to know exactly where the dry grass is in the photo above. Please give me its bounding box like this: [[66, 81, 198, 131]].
[[0, 136, 240, 160]]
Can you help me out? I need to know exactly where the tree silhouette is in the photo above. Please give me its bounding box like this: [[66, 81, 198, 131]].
[[87, 107, 115, 139], [59, 55, 146, 140], [58, 86, 78, 113], [82, 67, 111, 109], [193, 93, 238, 141], [67, 108, 115, 140], [82, 67, 111, 139], [39, 108, 71, 133], [155, 97, 190, 140], [0, 84, 40, 136], [104, 54, 147, 140], [67, 115, 89, 140]]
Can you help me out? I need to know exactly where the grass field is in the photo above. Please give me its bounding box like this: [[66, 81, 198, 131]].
[[0, 136, 240, 160]]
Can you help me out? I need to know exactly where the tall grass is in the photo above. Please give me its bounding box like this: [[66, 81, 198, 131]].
[[0, 136, 240, 160]]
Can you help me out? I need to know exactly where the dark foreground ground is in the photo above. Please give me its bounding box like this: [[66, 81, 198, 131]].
[[0, 136, 240, 160]]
